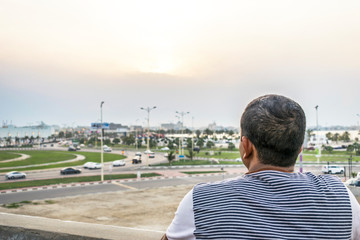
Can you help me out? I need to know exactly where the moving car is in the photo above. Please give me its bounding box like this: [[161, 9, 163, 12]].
[[68, 146, 76, 151], [321, 165, 344, 174], [5, 171, 26, 180], [144, 150, 155, 158], [113, 160, 126, 167], [132, 156, 142, 164], [161, 147, 170, 151], [60, 167, 81, 175], [104, 147, 112, 152], [83, 162, 96, 169], [135, 152, 142, 157], [88, 163, 102, 169]]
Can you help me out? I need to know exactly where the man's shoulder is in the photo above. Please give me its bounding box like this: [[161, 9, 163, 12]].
[[194, 176, 245, 192]]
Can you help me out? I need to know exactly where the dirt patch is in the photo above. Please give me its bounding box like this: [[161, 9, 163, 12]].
[[0, 185, 193, 232]]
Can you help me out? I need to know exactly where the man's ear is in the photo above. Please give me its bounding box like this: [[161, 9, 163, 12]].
[[242, 136, 253, 159], [298, 145, 303, 154]]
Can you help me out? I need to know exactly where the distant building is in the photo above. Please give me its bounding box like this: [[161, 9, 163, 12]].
[[161, 122, 182, 131], [0, 122, 55, 139]]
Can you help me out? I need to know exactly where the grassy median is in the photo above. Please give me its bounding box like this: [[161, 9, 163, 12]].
[[0, 151, 126, 172], [0, 173, 161, 190]]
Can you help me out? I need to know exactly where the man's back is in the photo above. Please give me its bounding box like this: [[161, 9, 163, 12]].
[[193, 171, 352, 240]]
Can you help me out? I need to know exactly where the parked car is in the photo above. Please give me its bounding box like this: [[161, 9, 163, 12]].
[[83, 162, 96, 169], [113, 160, 126, 167], [144, 150, 153, 154], [5, 171, 26, 180], [357, 172, 360, 179], [88, 163, 102, 169], [132, 156, 142, 164], [345, 178, 358, 186], [235, 158, 242, 162], [76, 146, 81, 151], [60, 167, 81, 175], [321, 165, 344, 174], [161, 147, 170, 151], [68, 146, 76, 151], [148, 152, 155, 158], [354, 180, 360, 187]]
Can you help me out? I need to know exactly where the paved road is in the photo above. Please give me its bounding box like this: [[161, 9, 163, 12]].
[[0, 174, 238, 204]]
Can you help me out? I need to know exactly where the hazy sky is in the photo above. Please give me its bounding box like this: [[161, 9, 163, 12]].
[[1, 0, 360, 129]]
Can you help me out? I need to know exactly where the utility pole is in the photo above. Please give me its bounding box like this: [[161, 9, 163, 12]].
[[176, 111, 190, 156], [140, 106, 156, 165], [315, 105, 321, 164], [100, 101, 104, 181]]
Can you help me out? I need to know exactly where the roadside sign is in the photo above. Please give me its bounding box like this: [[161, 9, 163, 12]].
[[91, 122, 110, 130]]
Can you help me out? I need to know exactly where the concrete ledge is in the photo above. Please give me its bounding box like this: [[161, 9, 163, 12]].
[[0, 212, 164, 240], [0, 225, 102, 240]]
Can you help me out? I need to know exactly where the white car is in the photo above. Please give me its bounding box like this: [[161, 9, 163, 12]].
[[113, 160, 126, 167], [135, 152, 142, 157], [144, 150, 153, 154], [88, 163, 102, 169], [104, 147, 112, 152], [322, 165, 344, 174], [6, 171, 26, 180], [83, 162, 96, 169], [161, 147, 170, 151]]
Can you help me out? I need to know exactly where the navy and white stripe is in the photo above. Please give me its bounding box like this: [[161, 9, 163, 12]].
[[193, 171, 352, 240]]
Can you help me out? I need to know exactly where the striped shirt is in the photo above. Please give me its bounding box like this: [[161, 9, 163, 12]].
[[166, 170, 360, 240], [192, 171, 352, 239]]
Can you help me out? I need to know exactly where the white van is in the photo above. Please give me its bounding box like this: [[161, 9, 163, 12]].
[[322, 165, 344, 174]]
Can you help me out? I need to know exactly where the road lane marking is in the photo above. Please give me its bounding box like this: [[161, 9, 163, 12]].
[[112, 182, 137, 190]]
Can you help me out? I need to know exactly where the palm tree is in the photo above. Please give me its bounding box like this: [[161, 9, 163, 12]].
[[333, 133, 340, 143], [306, 129, 314, 142], [167, 151, 176, 165]]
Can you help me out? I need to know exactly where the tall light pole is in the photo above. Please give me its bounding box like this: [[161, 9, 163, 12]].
[[135, 119, 139, 150], [100, 101, 104, 181], [192, 116, 195, 154], [141, 106, 156, 165], [315, 105, 321, 164], [176, 111, 190, 155]]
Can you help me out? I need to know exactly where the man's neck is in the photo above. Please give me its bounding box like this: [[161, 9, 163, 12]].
[[246, 160, 294, 174]]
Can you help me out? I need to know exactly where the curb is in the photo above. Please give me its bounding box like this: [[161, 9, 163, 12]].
[[0, 172, 238, 194]]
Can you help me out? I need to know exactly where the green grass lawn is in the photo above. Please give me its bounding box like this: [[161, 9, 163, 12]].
[[0, 152, 21, 161], [0, 172, 161, 190], [0, 151, 126, 172], [151, 159, 243, 166], [0, 151, 77, 168], [194, 151, 241, 159]]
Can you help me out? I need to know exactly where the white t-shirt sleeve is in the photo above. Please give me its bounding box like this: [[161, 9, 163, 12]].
[[166, 189, 196, 240], [346, 186, 360, 240]]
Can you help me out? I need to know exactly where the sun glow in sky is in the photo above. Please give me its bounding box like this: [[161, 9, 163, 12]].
[[1, 0, 360, 128]]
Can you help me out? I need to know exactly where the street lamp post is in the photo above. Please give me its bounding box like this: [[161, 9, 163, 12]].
[[315, 105, 321, 164], [141, 106, 156, 165], [135, 119, 139, 150], [176, 111, 190, 156], [100, 101, 104, 181]]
